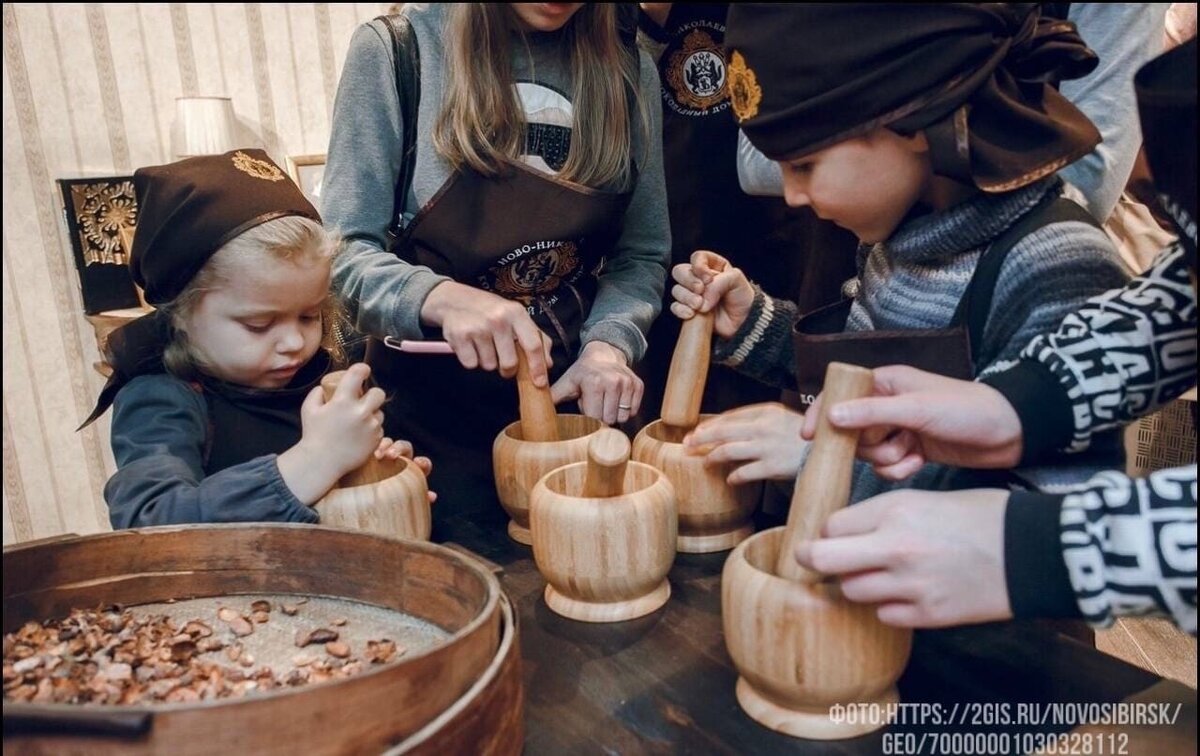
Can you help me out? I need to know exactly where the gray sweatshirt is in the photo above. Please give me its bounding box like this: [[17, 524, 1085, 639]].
[[322, 5, 670, 364]]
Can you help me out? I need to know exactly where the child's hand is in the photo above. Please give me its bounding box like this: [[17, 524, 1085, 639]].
[[682, 402, 807, 484], [669, 250, 755, 339], [299, 363, 386, 479], [278, 363, 387, 503], [794, 488, 1011, 628], [801, 365, 1023, 479], [374, 438, 438, 504]]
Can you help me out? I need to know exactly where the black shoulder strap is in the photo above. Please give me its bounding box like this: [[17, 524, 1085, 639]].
[[377, 14, 421, 247], [952, 195, 1101, 356]]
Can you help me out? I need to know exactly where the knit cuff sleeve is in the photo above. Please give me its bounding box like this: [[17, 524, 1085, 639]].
[[980, 360, 1075, 466], [1004, 490, 1080, 620]]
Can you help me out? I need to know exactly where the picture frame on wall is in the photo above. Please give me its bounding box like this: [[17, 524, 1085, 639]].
[[57, 176, 143, 315], [286, 154, 327, 206]]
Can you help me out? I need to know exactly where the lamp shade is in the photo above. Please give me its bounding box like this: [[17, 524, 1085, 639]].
[[172, 96, 237, 158]]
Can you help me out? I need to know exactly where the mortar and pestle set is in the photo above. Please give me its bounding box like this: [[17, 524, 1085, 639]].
[[530, 427, 678, 622], [488, 339, 678, 622], [722, 362, 912, 739], [492, 347, 605, 545], [632, 309, 762, 553], [314, 370, 432, 540]]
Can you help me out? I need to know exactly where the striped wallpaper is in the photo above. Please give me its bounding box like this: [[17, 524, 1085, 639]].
[[2, 3, 391, 545]]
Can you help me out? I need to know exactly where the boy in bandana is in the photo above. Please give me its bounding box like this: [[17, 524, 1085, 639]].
[[673, 4, 1129, 506]]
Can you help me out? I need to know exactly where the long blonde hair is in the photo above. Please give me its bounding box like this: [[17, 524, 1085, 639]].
[[432, 3, 647, 190], [161, 216, 344, 379]]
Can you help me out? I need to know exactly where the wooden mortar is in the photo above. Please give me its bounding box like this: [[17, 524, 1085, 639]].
[[493, 346, 602, 545], [315, 370, 432, 540], [721, 362, 911, 739], [633, 311, 759, 553], [530, 428, 677, 623]]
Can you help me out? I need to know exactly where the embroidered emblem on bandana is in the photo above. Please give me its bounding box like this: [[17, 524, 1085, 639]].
[[727, 51, 762, 123], [232, 151, 285, 182]]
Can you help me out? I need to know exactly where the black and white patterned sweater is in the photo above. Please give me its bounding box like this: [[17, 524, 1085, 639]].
[[983, 243, 1197, 634]]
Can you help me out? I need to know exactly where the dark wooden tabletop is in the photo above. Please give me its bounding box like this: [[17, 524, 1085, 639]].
[[437, 500, 1197, 755]]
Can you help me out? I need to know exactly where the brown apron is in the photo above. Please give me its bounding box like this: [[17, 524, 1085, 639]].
[[791, 194, 1098, 408], [368, 160, 633, 523]]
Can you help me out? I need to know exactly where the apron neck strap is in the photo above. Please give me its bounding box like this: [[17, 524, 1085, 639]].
[[951, 194, 1101, 355]]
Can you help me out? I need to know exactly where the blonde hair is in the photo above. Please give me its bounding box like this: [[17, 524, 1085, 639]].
[[161, 216, 344, 379], [432, 3, 648, 190]]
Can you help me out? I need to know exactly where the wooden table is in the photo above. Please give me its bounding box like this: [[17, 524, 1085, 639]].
[[437, 501, 1197, 754]]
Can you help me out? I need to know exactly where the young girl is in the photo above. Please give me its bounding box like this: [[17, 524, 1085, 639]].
[[673, 4, 1130, 504], [83, 149, 431, 528], [323, 4, 669, 520]]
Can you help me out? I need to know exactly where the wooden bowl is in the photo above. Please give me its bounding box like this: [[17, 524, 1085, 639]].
[[386, 594, 523, 755], [2, 525, 522, 755], [529, 461, 676, 623], [722, 527, 912, 740], [632, 418, 760, 553], [493, 415, 603, 545], [316, 456, 431, 541]]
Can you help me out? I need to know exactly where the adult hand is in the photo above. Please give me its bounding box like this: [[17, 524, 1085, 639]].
[[550, 341, 643, 425], [801, 365, 1024, 480], [420, 281, 551, 386], [669, 250, 755, 339], [794, 488, 1012, 628], [683, 402, 807, 484]]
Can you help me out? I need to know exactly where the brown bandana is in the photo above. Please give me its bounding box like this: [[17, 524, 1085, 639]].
[[726, 3, 1102, 192], [130, 148, 320, 304]]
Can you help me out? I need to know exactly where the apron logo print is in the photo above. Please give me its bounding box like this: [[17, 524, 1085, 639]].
[[664, 28, 730, 116], [485, 241, 582, 307]]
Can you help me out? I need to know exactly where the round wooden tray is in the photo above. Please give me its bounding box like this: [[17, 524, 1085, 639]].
[[3, 525, 523, 755]]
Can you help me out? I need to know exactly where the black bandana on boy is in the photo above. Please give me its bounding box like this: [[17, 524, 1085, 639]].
[[725, 3, 1100, 192]]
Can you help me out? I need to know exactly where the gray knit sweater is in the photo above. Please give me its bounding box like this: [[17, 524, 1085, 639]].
[[322, 5, 670, 364], [716, 178, 1131, 500]]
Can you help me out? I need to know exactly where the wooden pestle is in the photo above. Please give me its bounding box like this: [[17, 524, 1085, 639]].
[[321, 370, 397, 489], [660, 258, 724, 441], [516, 337, 559, 442], [661, 311, 714, 438], [774, 362, 875, 581], [582, 428, 631, 498]]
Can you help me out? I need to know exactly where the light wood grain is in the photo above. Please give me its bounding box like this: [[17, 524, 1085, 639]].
[[1098, 618, 1198, 688], [314, 371, 432, 541], [633, 418, 759, 553], [660, 312, 713, 431], [722, 528, 912, 739], [776, 362, 874, 580], [530, 460, 677, 623], [316, 457, 432, 541], [516, 342, 558, 442], [320, 370, 396, 488], [582, 429, 631, 498], [493, 415, 603, 544], [2, 525, 519, 754]]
